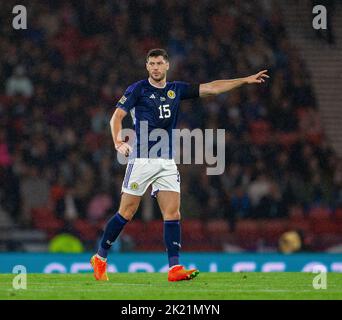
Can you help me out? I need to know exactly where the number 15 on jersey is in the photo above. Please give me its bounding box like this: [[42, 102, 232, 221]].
[[158, 104, 171, 119]]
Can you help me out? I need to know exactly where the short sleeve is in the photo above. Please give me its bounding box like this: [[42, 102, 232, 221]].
[[116, 83, 140, 112], [176, 82, 200, 100]]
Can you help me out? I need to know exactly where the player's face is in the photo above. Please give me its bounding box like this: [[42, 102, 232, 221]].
[[146, 56, 169, 82]]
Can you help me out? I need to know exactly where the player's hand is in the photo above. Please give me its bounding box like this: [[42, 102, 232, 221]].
[[115, 141, 132, 157], [245, 70, 270, 84]]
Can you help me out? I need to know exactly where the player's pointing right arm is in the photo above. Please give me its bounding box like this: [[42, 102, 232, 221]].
[[199, 70, 269, 97]]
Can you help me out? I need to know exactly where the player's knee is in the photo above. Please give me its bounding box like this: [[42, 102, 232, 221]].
[[164, 210, 181, 221], [119, 202, 139, 220]]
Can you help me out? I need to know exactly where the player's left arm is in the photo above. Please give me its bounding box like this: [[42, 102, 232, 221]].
[[199, 70, 270, 97]]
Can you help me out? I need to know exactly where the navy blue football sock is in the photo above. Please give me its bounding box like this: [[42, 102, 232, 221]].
[[97, 212, 128, 258], [163, 220, 181, 267]]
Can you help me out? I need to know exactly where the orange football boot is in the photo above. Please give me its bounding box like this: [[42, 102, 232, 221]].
[[90, 255, 109, 281], [168, 265, 199, 282]]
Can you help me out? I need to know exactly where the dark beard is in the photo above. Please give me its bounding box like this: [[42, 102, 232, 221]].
[[151, 74, 165, 82]]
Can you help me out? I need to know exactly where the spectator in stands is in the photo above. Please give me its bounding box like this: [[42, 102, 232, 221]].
[[299, 109, 323, 144], [0, 0, 339, 251], [230, 185, 251, 219], [56, 184, 84, 222], [19, 165, 50, 225], [87, 191, 113, 222], [255, 181, 288, 218], [270, 98, 298, 133], [248, 172, 272, 211], [278, 230, 303, 254], [5, 66, 34, 98]]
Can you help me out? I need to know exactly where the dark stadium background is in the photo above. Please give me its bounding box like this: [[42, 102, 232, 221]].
[[0, 0, 341, 258]]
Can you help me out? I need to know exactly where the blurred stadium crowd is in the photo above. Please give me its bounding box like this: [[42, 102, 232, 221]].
[[0, 0, 341, 252]]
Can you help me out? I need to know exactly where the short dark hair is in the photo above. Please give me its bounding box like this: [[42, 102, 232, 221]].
[[146, 48, 169, 62]]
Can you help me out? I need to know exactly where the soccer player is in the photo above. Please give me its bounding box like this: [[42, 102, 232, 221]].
[[91, 48, 269, 281]]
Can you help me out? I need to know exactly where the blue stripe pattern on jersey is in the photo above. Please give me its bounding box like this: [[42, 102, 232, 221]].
[[124, 162, 134, 188]]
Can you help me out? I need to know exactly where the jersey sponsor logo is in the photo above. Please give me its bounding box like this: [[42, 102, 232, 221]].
[[149, 94, 156, 99], [130, 182, 139, 190], [167, 90, 176, 99], [160, 96, 166, 102], [119, 95, 127, 104]]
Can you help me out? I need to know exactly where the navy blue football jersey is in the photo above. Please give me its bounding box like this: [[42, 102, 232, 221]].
[[116, 79, 199, 159]]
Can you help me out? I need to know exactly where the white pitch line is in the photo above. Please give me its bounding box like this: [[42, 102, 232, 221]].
[[1, 288, 342, 294]]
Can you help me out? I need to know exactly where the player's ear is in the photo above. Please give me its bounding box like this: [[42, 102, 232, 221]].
[[166, 61, 170, 71]]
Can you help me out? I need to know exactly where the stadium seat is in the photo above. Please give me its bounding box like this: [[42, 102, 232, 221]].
[[31, 207, 55, 221], [235, 220, 261, 250], [296, 108, 308, 120], [145, 219, 163, 235], [289, 206, 305, 221], [313, 234, 342, 251], [334, 208, 342, 222], [278, 132, 299, 148], [306, 131, 323, 145], [309, 207, 332, 222], [288, 207, 309, 232], [123, 219, 145, 236], [0, 94, 12, 105], [136, 243, 165, 252], [288, 219, 311, 233], [183, 242, 220, 252], [206, 219, 230, 244], [249, 120, 272, 145], [73, 219, 98, 241], [140, 220, 163, 247], [182, 219, 205, 242], [95, 218, 107, 232], [134, 220, 163, 251], [83, 132, 103, 152], [259, 219, 290, 244], [311, 220, 339, 235], [31, 208, 65, 238]]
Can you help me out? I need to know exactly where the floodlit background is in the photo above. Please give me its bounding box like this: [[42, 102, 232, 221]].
[[0, 0, 341, 271]]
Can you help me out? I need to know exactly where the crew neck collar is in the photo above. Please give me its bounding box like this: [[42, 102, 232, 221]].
[[148, 78, 167, 89]]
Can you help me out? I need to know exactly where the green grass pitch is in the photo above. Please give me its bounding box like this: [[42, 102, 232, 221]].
[[0, 273, 341, 300]]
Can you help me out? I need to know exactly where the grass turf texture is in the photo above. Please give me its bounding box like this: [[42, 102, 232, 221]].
[[0, 273, 341, 300]]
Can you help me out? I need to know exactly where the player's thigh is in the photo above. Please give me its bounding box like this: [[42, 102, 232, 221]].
[[156, 191, 181, 220], [122, 159, 158, 196], [118, 192, 141, 220]]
